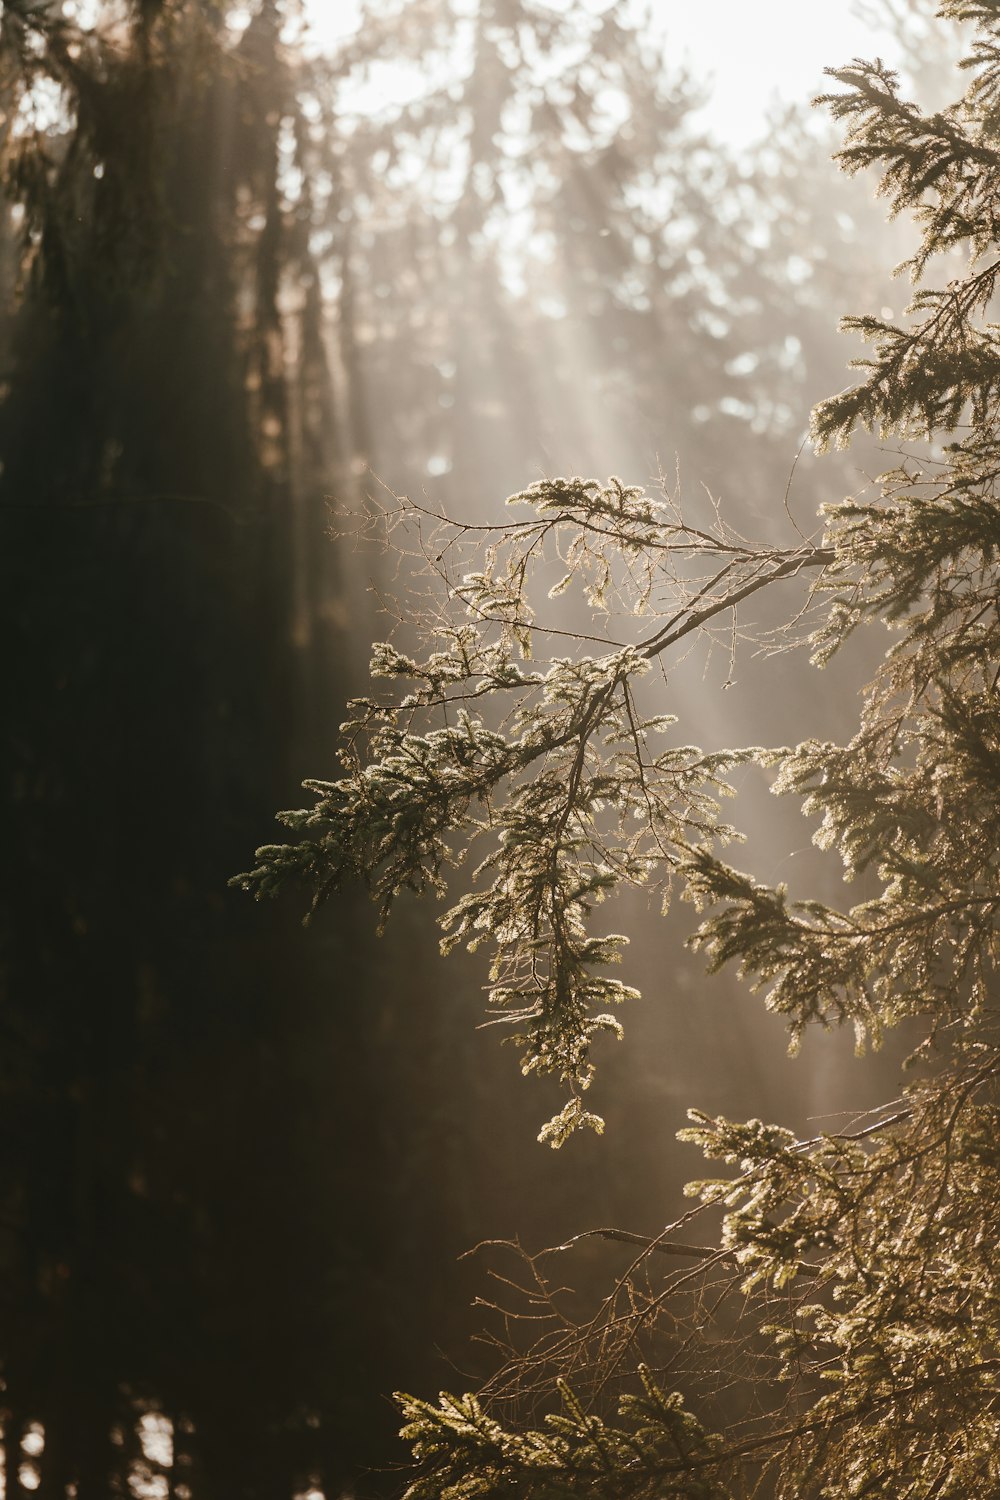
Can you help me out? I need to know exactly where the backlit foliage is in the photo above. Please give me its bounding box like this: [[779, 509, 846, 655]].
[[238, 472, 830, 1143], [239, 2, 1000, 1492]]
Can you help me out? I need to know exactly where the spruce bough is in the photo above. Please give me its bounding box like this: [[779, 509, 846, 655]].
[[237, 4, 1000, 1491]]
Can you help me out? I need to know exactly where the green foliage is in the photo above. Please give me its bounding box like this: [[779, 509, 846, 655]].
[[242, 2, 1000, 1494]]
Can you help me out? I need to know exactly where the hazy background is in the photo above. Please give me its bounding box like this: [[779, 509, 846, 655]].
[[0, 2, 957, 1496]]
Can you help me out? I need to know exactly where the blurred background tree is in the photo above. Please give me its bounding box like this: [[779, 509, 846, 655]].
[[0, 0, 955, 1494]]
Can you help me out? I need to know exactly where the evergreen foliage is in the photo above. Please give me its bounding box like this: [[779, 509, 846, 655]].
[[242, 4, 1000, 1492]]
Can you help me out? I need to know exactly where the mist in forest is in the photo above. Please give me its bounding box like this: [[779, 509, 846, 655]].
[[0, 1, 956, 1496]]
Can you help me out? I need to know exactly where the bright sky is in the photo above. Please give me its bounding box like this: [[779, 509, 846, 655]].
[[303, 1, 908, 141], [652, 3, 903, 137]]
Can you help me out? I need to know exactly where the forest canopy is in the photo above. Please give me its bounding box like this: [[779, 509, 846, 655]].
[[234, 1, 1000, 1494]]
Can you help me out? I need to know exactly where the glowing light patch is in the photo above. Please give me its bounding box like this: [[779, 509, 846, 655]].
[[301, 0, 917, 142]]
